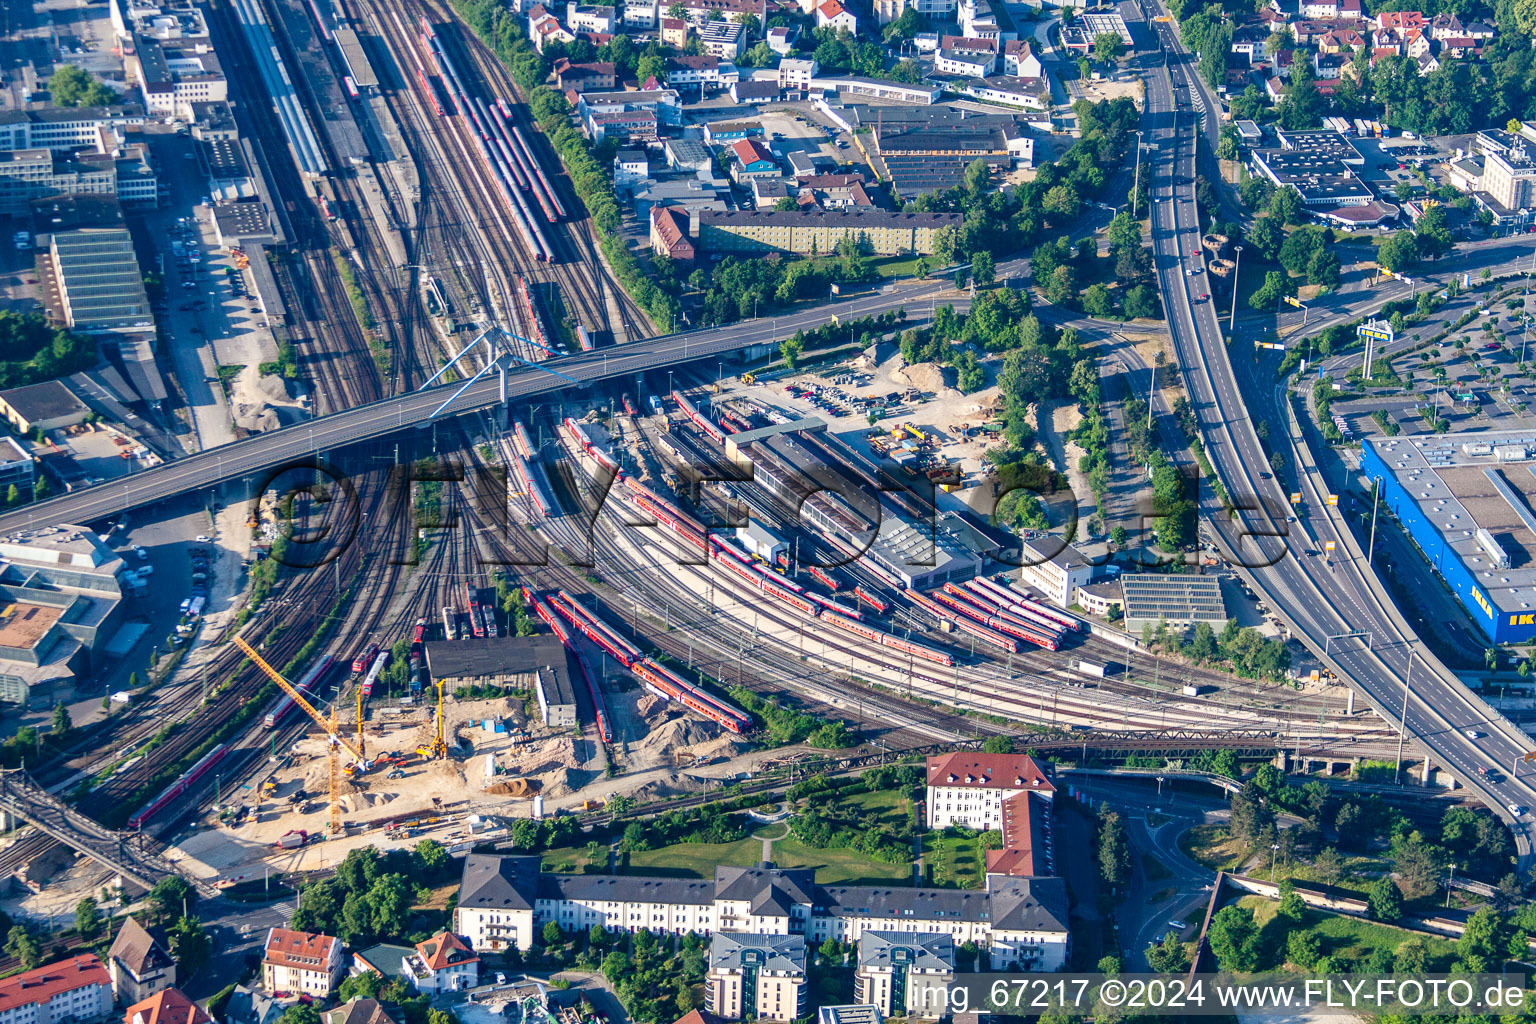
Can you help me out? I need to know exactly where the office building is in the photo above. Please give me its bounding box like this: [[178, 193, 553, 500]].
[[49, 228, 154, 334], [1119, 573, 1227, 634]]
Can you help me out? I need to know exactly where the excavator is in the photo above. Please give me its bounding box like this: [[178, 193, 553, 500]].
[[234, 636, 371, 834]]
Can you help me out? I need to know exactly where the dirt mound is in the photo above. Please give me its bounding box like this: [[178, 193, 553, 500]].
[[501, 735, 583, 775], [635, 694, 665, 717], [891, 362, 955, 396]]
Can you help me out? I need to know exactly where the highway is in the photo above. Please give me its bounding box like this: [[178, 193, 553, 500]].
[[1139, 4, 1536, 859]]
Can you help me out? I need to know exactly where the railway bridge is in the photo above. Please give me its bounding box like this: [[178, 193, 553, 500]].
[[0, 771, 216, 898]]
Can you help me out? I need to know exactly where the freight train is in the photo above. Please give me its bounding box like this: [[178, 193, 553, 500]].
[[126, 743, 230, 830], [263, 654, 338, 728]]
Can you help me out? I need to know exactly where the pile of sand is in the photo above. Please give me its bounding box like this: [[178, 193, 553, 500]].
[[231, 369, 306, 433], [891, 362, 955, 396], [635, 694, 665, 717], [501, 735, 583, 775]]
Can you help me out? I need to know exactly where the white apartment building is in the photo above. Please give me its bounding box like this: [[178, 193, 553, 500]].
[[622, 0, 658, 27], [455, 855, 1070, 971], [874, 0, 955, 25], [261, 930, 343, 998], [777, 58, 818, 91], [708, 934, 807, 1022], [855, 932, 954, 1018], [925, 751, 1055, 833], [0, 109, 148, 153], [0, 956, 114, 1024]]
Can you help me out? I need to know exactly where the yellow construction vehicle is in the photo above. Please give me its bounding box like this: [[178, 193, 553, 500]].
[[741, 373, 756, 385], [234, 636, 369, 834], [416, 677, 448, 760]]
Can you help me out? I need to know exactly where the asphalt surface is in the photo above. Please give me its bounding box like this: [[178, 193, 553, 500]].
[[1139, 3, 1536, 864]]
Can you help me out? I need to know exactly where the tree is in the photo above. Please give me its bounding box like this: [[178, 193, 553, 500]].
[[1249, 270, 1295, 311], [1415, 203, 1454, 260], [1042, 184, 1081, 220], [1459, 906, 1504, 961], [150, 876, 196, 923], [52, 702, 71, 735], [364, 873, 412, 938], [1082, 283, 1113, 317], [279, 1006, 321, 1024], [1394, 937, 1428, 973], [1097, 809, 1131, 891], [543, 920, 565, 946], [1093, 32, 1126, 62], [1366, 876, 1404, 921], [1279, 228, 1325, 276], [1307, 250, 1341, 289], [1377, 231, 1420, 275], [5, 925, 40, 969], [74, 897, 102, 941], [982, 735, 1015, 754], [1248, 215, 1284, 262], [414, 838, 448, 879], [1207, 905, 1260, 971], [49, 66, 116, 107], [1123, 285, 1157, 319], [780, 331, 804, 369], [1286, 929, 1322, 969], [971, 251, 995, 288], [1392, 832, 1441, 899], [170, 915, 212, 976], [1277, 887, 1306, 925], [1268, 185, 1304, 226], [1145, 931, 1190, 974]]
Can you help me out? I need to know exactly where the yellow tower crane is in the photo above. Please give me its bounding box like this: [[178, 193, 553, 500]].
[[233, 636, 370, 834], [355, 685, 367, 758], [416, 677, 448, 760]]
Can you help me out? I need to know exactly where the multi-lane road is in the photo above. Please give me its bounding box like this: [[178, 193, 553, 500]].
[[1139, 2, 1536, 860]]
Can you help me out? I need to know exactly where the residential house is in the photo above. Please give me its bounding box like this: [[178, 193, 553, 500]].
[[1313, 52, 1348, 77], [553, 59, 617, 91], [766, 25, 798, 52], [1463, 19, 1495, 38], [816, 0, 858, 31], [261, 930, 344, 998], [565, 2, 618, 32], [0, 955, 113, 1024], [220, 988, 281, 1024], [405, 933, 479, 994], [1001, 39, 1043, 77], [108, 918, 175, 1007], [700, 19, 746, 58], [679, 0, 767, 23], [660, 17, 689, 45], [731, 79, 780, 102], [623, 0, 658, 26], [322, 1001, 397, 1024], [706, 933, 808, 1022], [1374, 10, 1423, 31], [650, 205, 698, 261], [703, 120, 763, 143], [777, 58, 818, 93], [526, 6, 575, 51], [1403, 27, 1430, 58], [1300, 0, 1338, 17], [1414, 51, 1441, 72], [123, 989, 209, 1024], [729, 138, 779, 182], [664, 55, 738, 92], [1317, 28, 1363, 52], [1428, 11, 1463, 38]]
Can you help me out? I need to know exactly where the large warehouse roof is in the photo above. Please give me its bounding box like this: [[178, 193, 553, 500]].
[[1363, 433, 1536, 641]]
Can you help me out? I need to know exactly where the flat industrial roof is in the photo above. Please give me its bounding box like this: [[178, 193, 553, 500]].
[[0, 602, 62, 650], [1365, 432, 1536, 613], [1119, 573, 1226, 623]]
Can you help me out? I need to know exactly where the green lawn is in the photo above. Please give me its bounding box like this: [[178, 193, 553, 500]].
[[541, 844, 604, 874], [625, 838, 764, 878], [770, 837, 912, 886], [1179, 824, 1252, 871], [871, 256, 928, 279], [926, 832, 988, 890], [1243, 896, 1460, 970], [830, 786, 913, 829]]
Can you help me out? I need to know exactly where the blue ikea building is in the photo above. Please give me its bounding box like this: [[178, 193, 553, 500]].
[[1361, 433, 1536, 646]]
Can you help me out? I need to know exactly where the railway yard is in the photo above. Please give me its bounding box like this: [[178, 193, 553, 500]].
[[5, 0, 1536, 996]]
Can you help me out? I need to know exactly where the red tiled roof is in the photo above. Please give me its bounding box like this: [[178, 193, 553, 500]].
[[651, 207, 694, 256], [731, 138, 774, 165], [926, 752, 1055, 792], [0, 956, 109, 1013], [263, 929, 337, 972], [125, 988, 211, 1024], [415, 932, 478, 972]]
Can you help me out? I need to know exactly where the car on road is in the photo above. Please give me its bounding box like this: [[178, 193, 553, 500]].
[[1198, 293, 1209, 302], [1168, 919, 1188, 930], [134, 546, 148, 559], [195, 534, 212, 543], [1465, 728, 1484, 739], [1509, 803, 1526, 817]]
